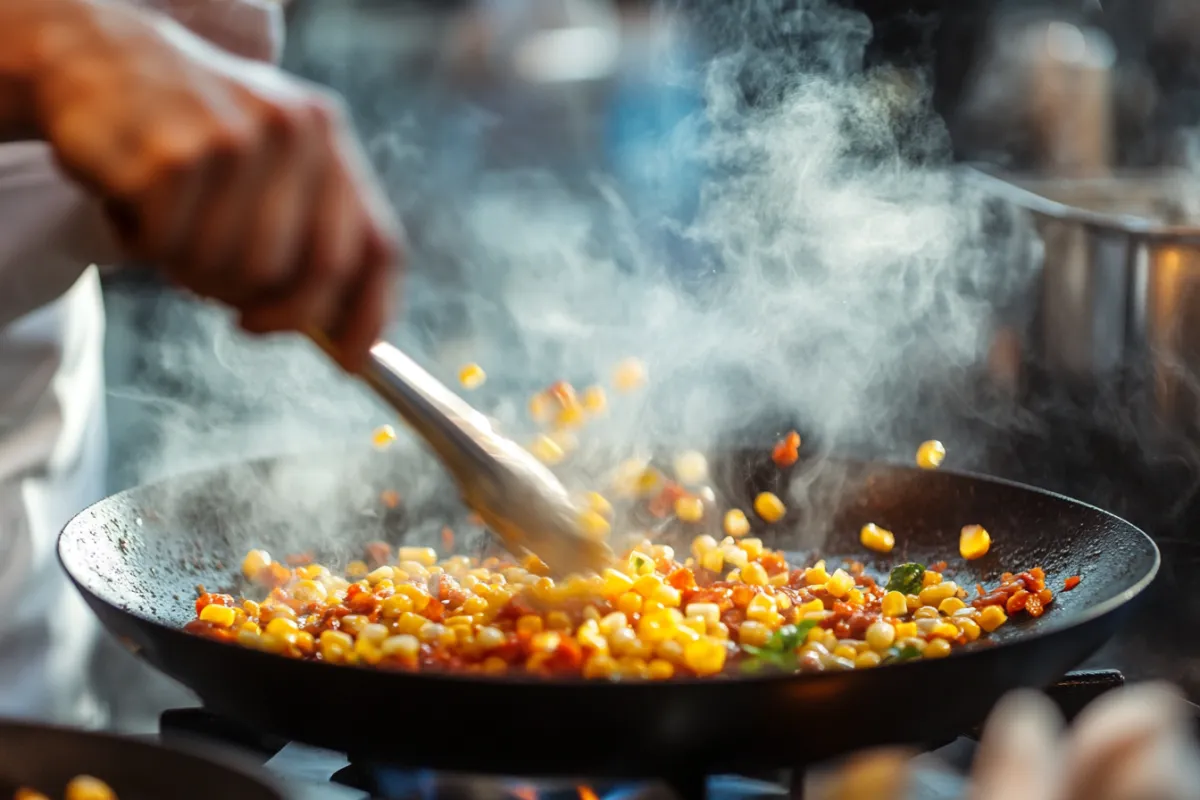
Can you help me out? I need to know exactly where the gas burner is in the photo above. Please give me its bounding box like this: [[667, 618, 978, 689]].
[[159, 670, 1133, 800]]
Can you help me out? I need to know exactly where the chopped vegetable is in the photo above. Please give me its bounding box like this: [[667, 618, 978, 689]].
[[959, 524, 991, 560], [916, 440, 946, 469], [1064, 575, 1081, 591], [771, 431, 801, 468], [458, 363, 486, 390], [753, 492, 786, 523], [885, 562, 926, 595], [860, 523, 895, 553], [742, 621, 818, 672]]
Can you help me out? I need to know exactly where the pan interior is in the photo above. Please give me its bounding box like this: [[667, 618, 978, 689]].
[[59, 444, 1158, 650]]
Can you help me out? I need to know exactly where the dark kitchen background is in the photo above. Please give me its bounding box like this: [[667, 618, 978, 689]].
[[97, 0, 1200, 731]]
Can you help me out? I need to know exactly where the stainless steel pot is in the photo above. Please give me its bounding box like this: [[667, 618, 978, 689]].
[[972, 169, 1200, 442]]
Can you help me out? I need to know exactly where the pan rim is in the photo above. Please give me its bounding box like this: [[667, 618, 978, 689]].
[[0, 717, 287, 797], [57, 452, 1161, 690]]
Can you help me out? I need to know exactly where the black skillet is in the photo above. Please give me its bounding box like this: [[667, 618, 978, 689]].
[[57, 443, 1158, 780], [0, 720, 284, 800]]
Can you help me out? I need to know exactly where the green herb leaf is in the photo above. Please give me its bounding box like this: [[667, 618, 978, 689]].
[[884, 644, 923, 664], [885, 562, 926, 595], [741, 620, 818, 672]]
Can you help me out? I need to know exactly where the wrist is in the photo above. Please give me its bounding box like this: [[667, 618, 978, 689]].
[[0, 0, 98, 140]]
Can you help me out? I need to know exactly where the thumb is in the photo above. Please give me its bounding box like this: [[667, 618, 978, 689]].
[[969, 690, 1064, 800]]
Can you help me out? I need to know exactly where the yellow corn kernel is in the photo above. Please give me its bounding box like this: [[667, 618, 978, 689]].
[[241, 549, 272, 580], [65, 776, 116, 800], [797, 599, 824, 617], [685, 603, 721, 627], [938, 597, 966, 615], [556, 401, 586, 429], [265, 617, 299, 637], [647, 659, 675, 680], [628, 551, 656, 575], [530, 434, 565, 465], [617, 591, 643, 616], [598, 612, 628, 636], [578, 508, 611, 541], [691, 534, 719, 559], [615, 656, 650, 679], [723, 509, 751, 538], [516, 615, 544, 636], [956, 618, 982, 641], [924, 638, 953, 658], [360, 622, 389, 645], [979, 605, 1008, 632], [745, 593, 777, 623], [738, 538, 764, 560], [291, 579, 328, 603], [859, 523, 895, 554], [865, 621, 896, 651], [697, 548, 724, 573], [855, 650, 883, 668], [918, 582, 959, 607], [583, 654, 618, 679], [845, 588, 864, 606], [929, 621, 959, 639], [380, 633, 421, 659], [613, 357, 648, 392], [545, 611, 572, 631], [365, 566, 394, 586], [636, 469, 662, 496], [913, 606, 939, 620], [737, 620, 771, 648], [753, 492, 786, 523], [833, 643, 858, 661], [600, 568, 634, 598], [650, 585, 683, 608], [633, 574, 664, 598], [673, 451, 709, 485], [458, 363, 486, 390], [741, 561, 769, 586], [581, 385, 607, 414], [674, 496, 705, 523], [959, 524, 991, 561], [804, 564, 830, 585], [916, 439, 946, 469], [826, 568, 855, 599], [372, 424, 397, 449], [345, 560, 369, 579], [683, 638, 727, 676], [585, 491, 613, 518], [199, 603, 236, 627], [723, 546, 749, 570], [354, 635, 383, 665], [894, 621, 918, 640], [396, 547, 435, 567], [922, 570, 943, 587]]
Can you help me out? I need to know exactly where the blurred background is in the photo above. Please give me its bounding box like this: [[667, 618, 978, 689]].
[[95, 0, 1200, 728]]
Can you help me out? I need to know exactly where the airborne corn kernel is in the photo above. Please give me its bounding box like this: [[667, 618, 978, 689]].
[[859, 523, 895, 554], [458, 363, 487, 390], [916, 439, 946, 469], [753, 492, 786, 523], [959, 524, 991, 560]]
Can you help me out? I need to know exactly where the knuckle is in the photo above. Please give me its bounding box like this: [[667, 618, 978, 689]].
[[303, 90, 347, 133]]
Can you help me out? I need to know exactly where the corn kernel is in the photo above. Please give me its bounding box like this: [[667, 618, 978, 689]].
[[673, 451, 708, 485], [675, 496, 705, 523], [916, 439, 946, 469], [582, 385, 607, 414], [546, 611, 572, 630], [826, 569, 855, 599], [894, 621, 918, 640], [398, 547, 438, 567], [613, 358, 647, 392], [738, 538, 764, 560], [918, 582, 959, 607], [529, 393, 552, 423], [753, 492, 786, 523], [859, 523, 895, 554], [600, 568, 634, 598], [865, 621, 896, 651], [723, 545, 749, 569], [741, 561, 769, 586], [847, 588, 864, 605], [65, 776, 116, 800], [798, 599, 825, 616], [805, 565, 829, 585], [648, 659, 675, 680], [686, 603, 721, 626], [956, 618, 982, 641], [241, 549, 272, 580], [913, 606, 940, 620], [651, 585, 683, 607], [922, 570, 942, 587], [617, 592, 643, 616], [458, 363, 486, 390], [699, 548, 725, 573], [691, 535, 719, 559], [979, 605, 1008, 632], [345, 560, 368, 579], [738, 620, 771, 647], [583, 654, 618, 679], [683, 638, 727, 676], [531, 435, 565, 465], [556, 402, 586, 429], [833, 643, 858, 660], [372, 424, 397, 449], [855, 650, 883, 668], [265, 617, 299, 638], [585, 491, 613, 518], [199, 604, 236, 627], [516, 615, 544, 635], [745, 593, 777, 623], [366, 566, 394, 586], [938, 597, 966, 615], [633, 574, 664, 598], [381, 634, 421, 659], [924, 638, 953, 658], [959, 524, 991, 561], [723, 509, 751, 538], [578, 509, 612, 541], [929, 621, 959, 639]]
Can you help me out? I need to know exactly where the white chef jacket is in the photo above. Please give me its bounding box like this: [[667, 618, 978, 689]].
[[0, 143, 119, 723]]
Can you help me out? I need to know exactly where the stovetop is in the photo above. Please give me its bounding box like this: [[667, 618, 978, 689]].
[[156, 669, 1196, 800]]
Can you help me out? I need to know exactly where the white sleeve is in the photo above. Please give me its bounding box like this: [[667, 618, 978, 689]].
[[0, 142, 122, 330]]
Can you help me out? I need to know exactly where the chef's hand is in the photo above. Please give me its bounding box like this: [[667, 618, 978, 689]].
[[26, 0, 401, 371], [150, 0, 285, 64], [809, 683, 1200, 800]]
